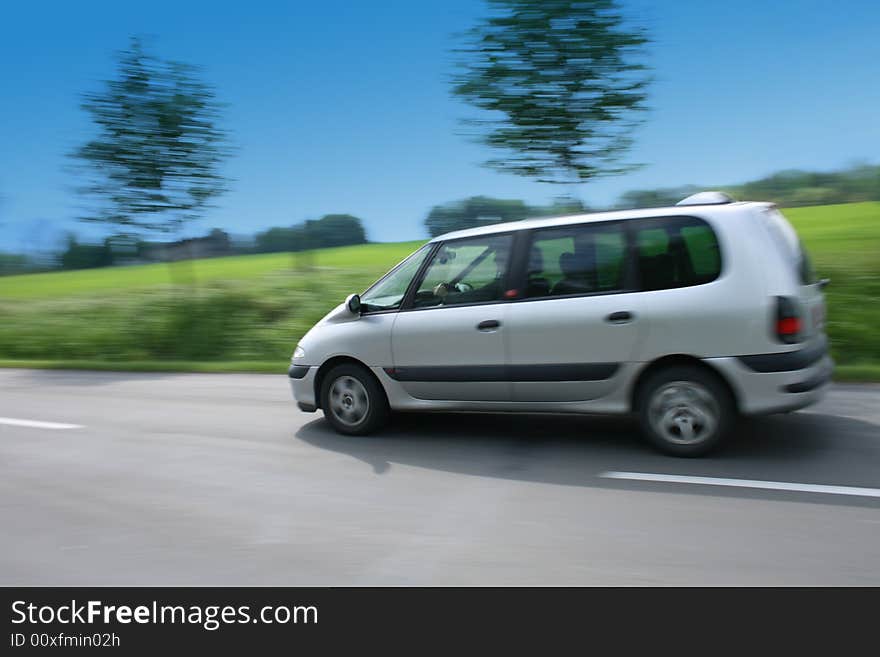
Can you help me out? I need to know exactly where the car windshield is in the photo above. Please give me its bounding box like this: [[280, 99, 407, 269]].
[[359, 244, 432, 311]]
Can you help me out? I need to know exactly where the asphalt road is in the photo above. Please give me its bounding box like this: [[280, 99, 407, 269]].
[[1, 368, 878, 585]]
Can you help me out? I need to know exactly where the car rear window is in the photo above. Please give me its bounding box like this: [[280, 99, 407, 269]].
[[635, 216, 722, 291]]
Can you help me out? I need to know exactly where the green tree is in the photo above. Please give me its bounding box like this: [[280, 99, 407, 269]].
[[0, 253, 30, 276], [424, 195, 589, 237], [425, 196, 531, 237], [309, 214, 368, 248], [254, 215, 367, 252], [254, 226, 303, 253], [72, 37, 230, 242], [533, 196, 590, 216], [453, 0, 650, 185], [615, 186, 700, 209], [205, 228, 232, 255], [59, 235, 114, 270]]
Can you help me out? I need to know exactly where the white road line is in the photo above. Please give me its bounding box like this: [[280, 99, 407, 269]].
[[0, 417, 83, 430], [600, 471, 880, 499]]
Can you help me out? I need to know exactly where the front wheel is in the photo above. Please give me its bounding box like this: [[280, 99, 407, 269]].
[[636, 365, 735, 457], [320, 363, 389, 435]]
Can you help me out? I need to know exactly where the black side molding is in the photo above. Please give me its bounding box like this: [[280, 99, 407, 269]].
[[288, 365, 311, 379], [737, 336, 828, 373], [297, 401, 317, 412], [509, 363, 619, 382], [384, 363, 619, 383]]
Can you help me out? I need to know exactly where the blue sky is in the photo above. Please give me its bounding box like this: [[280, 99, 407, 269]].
[[1, 0, 878, 250]]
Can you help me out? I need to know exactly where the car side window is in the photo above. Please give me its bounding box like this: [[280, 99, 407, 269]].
[[410, 234, 514, 308], [525, 222, 626, 298], [635, 216, 721, 291]]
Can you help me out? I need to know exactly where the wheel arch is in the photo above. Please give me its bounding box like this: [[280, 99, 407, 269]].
[[629, 354, 740, 413], [314, 355, 387, 410]]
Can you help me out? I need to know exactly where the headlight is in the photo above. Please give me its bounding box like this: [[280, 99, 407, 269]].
[[293, 345, 305, 360]]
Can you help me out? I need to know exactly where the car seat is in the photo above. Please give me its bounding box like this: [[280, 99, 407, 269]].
[[551, 250, 597, 295], [525, 245, 551, 297]]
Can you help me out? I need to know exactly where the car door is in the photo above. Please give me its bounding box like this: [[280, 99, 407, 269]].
[[390, 233, 515, 401], [505, 221, 642, 402]]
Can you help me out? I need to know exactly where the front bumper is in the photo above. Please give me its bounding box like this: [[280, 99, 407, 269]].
[[288, 364, 318, 412]]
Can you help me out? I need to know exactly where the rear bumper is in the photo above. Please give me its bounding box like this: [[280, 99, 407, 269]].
[[288, 364, 318, 412], [782, 365, 833, 393], [707, 339, 833, 415], [735, 335, 828, 373]]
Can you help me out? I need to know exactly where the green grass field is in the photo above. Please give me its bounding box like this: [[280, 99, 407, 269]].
[[0, 203, 877, 378], [0, 241, 425, 299], [783, 203, 880, 375]]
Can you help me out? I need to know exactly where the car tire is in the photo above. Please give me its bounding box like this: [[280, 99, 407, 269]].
[[636, 365, 735, 457], [320, 363, 389, 436]]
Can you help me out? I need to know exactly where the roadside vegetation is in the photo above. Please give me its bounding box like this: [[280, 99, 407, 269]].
[[0, 204, 877, 379], [0, 242, 423, 367], [0, 242, 424, 300], [784, 203, 880, 378]]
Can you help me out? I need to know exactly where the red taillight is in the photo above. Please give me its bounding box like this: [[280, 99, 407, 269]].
[[775, 297, 802, 344], [776, 317, 801, 336]]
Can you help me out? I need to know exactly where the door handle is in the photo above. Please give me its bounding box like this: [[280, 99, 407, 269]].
[[605, 311, 634, 324], [477, 319, 501, 331]]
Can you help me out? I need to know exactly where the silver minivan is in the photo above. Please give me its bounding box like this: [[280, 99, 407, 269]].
[[289, 193, 832, 455]]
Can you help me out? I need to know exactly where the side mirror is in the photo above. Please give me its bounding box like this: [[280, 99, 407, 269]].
[[346, 293, 362, 316]]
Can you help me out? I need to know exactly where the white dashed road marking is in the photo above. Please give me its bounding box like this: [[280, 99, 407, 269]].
[[0, 416, 83, 430], [601, 471, 880, 499]]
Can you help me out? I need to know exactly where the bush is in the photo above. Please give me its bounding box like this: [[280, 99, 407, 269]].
[[0, 272, 368, 362]]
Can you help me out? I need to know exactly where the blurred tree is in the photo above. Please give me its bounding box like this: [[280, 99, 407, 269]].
[[533, 196, 590, 216], [254, 226, 302, 253], [59, 235, 114, 270], [424, 195, 589, 236], [453, 0, 650, 185], [310, 214, 368, 248], [0, 253, 30, 276], [253, 215, 367, 253], [425, 196, 531, 236], [206, 228, 232, 254], [615, 186, 700, 209], [71, 37, 230, 242]]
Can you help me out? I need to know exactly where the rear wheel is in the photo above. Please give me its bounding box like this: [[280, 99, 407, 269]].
[[320, 363, 389, 435], [636, 365, 735, 456]]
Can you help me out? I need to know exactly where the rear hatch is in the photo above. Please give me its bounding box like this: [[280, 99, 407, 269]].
[[758, 206, 826, 341]]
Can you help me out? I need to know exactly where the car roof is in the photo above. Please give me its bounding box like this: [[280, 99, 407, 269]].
[[427, 201, 772, 243]]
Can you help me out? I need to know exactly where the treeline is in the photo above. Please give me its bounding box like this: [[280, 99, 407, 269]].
[[52, 214, 367, 271], [425, 196, 588, 237], [0, 253, 30, 276], [59, 228, 234, 270], [253, 214, 366, 253], [3, 163, 878, 274], [422, 163, 880, 236], [616, 163, 880, 209]]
